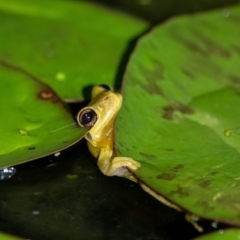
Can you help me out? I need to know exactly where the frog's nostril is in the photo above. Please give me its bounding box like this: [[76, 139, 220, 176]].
[[77, 108, 98, 127]]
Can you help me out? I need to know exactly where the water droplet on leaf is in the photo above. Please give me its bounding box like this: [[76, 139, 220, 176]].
[[56, 72, 66, 81], [54, 152, 61, 157], [19, 129, 28, 136], [211, 222, 218, 228], [224, 129, 232, 137], [219, 229, 224, 234]]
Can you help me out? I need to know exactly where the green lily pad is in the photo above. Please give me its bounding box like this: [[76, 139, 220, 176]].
[[115, 4, 240, 225], [0, 62, 88, 168], [0, 0, 147, 101], [193, 228, 240, 240]]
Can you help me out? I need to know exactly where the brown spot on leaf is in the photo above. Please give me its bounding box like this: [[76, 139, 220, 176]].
[[215, 193, 240, 209], [235, 90, 240, 97], [173, 30, 231, 58], [162, 105, 175, 120], [187, 41, 206, 55], [28, 147, 35, 150], [0, 61, 62, 104], [157, 164, 184, 181], [231, 45, 240, 57], [182, 69, 195, 80], [117, 150, 122, 154], [139, 152, 158, 160], [118, 141, 124, 147], [39, 90, 53, 99], [173, 164, 184, 170], [157, 172, 176, 181], [191, 30, 231, 58], [162, 102, 194, 120], [195, 200, 214, 212], [172, 32, 206, 55], [151, 61, 165, 80], [229, 75, 240, 84], [130, 63, 165, 96], [170, 185, 189, 197], [209, 171, 218, 176], [146, 81, 164, 95], [38, 88, 60, 103], [199, 179, 211, 188]]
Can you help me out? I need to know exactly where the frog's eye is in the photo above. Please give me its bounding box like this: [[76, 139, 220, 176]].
[[77, 109, 98, 127]]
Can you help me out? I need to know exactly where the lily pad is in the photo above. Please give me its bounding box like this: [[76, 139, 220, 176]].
[[115, 4, 240, 225], [0, 62, 88, 168], [0, 0, 147, 101], [0, 232, 22, 240], [193, 228, 240, 240]]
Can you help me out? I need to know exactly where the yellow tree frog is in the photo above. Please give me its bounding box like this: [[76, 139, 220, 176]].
[[77, 85, 203, 232], [77, 85, 141, 180]]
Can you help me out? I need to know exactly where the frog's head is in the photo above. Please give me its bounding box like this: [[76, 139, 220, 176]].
[[77, 85, 122, 144]]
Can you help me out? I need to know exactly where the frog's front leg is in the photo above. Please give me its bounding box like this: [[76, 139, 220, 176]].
[[97, 147, 141, 180]]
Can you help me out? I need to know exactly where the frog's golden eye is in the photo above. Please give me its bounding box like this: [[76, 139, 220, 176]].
[[77, 109, 97, 127]]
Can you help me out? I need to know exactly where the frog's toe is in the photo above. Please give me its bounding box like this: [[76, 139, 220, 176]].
[[109, 156, 141, 176], [113, 157, 141, 169], [99, 156, 141, 177], [128, 160, 141, 169]]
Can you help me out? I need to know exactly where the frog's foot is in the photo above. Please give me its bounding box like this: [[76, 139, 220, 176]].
[[99, 156, 141, 177]]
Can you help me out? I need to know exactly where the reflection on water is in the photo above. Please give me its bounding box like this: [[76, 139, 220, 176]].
[[0, 141, 201, 240]]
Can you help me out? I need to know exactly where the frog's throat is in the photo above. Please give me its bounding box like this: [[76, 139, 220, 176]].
[[87, 141, 100, 158]]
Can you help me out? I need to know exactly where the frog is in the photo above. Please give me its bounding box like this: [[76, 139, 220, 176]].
[[77, 85, 203, 232], [77, 85, 141, 181]]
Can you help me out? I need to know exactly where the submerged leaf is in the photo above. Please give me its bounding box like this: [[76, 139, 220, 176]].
[[115, 5, 240, 224], [0, 62, 88, 168]]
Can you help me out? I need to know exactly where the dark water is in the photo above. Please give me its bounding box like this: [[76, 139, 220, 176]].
[[0, 141, 227, 240], [91, 0, 240, 23]]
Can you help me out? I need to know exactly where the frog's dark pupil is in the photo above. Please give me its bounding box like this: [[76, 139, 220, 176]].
[[78, 108, 97, 127], [82, 111, 94, 124]]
